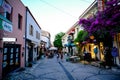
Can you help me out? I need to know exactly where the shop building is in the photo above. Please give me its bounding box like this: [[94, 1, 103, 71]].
[[25, 7, 41, 66], [0, 0, 26, 79], [40, 30, 51, 56]]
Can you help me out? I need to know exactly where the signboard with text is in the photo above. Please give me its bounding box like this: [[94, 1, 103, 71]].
[[2, 0, 12, 13], [2, 20, 12, 32]]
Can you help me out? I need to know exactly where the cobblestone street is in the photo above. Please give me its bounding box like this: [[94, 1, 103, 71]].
[[3, 55, 120, 80]]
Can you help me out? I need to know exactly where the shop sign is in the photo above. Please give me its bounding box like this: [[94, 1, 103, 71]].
[[2, 0, 12, 13], [2, 20, 12, 32], [3, 37, 16, 42]]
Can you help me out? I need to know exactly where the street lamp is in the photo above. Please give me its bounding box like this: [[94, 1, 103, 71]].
[[76, 42, 79, 45]]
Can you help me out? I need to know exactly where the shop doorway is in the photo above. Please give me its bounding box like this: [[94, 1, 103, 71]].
[[2, 44, 21, 76], [28, 45, 33, 63]]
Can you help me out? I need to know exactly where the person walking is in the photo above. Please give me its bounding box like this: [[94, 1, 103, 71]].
[[60, 52, 64, 62], [104, 47, 113, 69], [94, 46, 98, 61], [111, 46, 119, 66]]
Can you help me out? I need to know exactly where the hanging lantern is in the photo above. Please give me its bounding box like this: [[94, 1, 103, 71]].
[[90, 35, 94, 40]]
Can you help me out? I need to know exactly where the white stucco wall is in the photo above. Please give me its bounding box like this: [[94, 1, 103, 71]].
[[26, 10, 41, 44], [41, 36, 50, 48], [26, 8, 41, 64]]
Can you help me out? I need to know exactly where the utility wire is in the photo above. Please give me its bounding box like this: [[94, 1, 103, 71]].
[[80, 0, 93, 3], [39, 0, 78, 19]]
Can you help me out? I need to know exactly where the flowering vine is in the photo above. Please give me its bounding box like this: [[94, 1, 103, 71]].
[[79, 0, 120, 39]]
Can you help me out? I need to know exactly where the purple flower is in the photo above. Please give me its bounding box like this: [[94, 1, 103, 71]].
[[106, 20, 112, 25], [106, 0, 117, 6], [112, 13, 120, 20], [78, 0, 120, 39]]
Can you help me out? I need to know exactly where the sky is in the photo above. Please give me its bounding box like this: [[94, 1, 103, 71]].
[[21, 0, 95, 42]]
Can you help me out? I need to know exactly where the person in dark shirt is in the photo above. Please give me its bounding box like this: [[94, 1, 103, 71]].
[[111, 46, 119, 66], [104, 47, 113, 69]]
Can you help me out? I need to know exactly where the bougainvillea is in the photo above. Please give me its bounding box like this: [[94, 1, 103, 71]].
[[79, 0, 120, 40]]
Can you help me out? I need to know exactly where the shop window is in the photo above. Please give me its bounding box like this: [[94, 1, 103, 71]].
[[36, 31, 38, 39], [2, 0, 12, 21], [0, 6, 4, 15], [36, 31, 40, 39], [18, 14, 22, 30], [29, 25, 33, 36], [38, 33, 40, 39], [6, 12, 12, 21]]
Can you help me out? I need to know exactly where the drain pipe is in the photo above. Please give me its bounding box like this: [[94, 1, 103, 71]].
[[24, 7, 28, 67]]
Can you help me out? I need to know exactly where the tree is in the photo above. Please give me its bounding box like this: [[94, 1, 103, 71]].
[[53, 32, 65, 49], [74, 30, 88, 56], [74, 30, 88, 43], [79, 0, 120, 47]]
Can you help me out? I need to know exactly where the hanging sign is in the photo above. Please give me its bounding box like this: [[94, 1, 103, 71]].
[[2, 0, 12, 13]]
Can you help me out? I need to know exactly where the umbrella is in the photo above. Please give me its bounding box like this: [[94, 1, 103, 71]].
[[49, 47, 58, 50]]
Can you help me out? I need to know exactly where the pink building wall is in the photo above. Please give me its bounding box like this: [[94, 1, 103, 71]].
[[0, 0, 26, 79], [0, 52, 3, 79], [6, 0, 26, 67], [0, 30, 3, 79]]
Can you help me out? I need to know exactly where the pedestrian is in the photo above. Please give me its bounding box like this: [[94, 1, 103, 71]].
[[94, 46, 98, 61], [104, 47, 113, 69], [45, 50, 48, 58], [60, 51, 64, 62], [111, 46, 118, 66]]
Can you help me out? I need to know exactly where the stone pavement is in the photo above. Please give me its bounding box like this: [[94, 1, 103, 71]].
[[62, 61, 120, 80], [3, 57, 69, 80], [3, 55, 120, 80]]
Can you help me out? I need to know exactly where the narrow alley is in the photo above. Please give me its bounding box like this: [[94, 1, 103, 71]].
[[3, 55, 120, 80]]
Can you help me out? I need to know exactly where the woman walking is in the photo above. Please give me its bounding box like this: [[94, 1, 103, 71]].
[[60, 52, 64, 62]]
